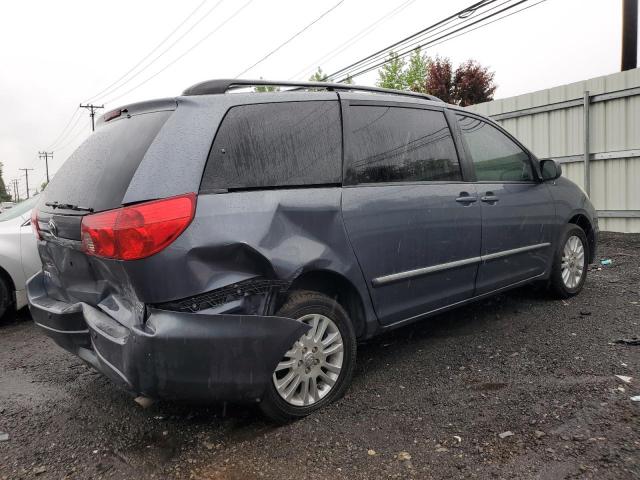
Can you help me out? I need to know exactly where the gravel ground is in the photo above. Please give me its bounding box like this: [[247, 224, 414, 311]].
[[1, 232, 639, 480]]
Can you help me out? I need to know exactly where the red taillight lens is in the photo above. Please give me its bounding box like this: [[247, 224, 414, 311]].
[[31, 209, 41, 240], [81, 193, 196, 260]]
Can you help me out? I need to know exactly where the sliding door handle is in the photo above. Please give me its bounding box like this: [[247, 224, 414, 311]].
[[456, 192, 477, 205]]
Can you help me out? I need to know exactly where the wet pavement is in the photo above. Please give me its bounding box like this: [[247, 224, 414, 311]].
[[1, 232, 639, 479]]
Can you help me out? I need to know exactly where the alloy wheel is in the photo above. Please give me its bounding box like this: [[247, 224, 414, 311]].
[[272, 313, 344, 407], [561, 235, 585, 289]]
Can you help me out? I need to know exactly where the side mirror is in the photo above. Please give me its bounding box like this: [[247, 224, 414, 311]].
[[540, 159, 562, 181]]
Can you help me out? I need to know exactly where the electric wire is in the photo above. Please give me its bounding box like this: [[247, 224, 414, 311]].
[[103, 0, 254, 105], [332, 0, 544, 82], [288, 0, 417, 81], [89, 0, 225, 103], [235, 0, 345, 78]]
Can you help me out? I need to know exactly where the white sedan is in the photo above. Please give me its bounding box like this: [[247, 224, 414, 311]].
[[0, 196, 41, 318]]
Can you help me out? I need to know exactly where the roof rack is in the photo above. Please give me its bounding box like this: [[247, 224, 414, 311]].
[[182, 79, 442, 102]]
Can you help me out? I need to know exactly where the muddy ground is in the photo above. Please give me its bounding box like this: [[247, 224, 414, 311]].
[[1, 232, 639, 479]]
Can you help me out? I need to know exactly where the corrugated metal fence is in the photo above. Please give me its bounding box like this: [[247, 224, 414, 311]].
[[467, 68, 640, 233]]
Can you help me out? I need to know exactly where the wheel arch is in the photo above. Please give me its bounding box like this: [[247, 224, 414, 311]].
[[0, 264, 16, 309], [567, 212, 596, 263], [283, 269, 369, 339]]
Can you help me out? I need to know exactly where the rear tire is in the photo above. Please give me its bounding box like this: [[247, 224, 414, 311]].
[[550, 224, 589, 299], [260, 290, 356, 423]]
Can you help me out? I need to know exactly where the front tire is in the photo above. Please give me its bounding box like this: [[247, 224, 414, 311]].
[[550, 224, 589, 298], [260, 290, 357, 423], [0, 276, 11, 319]]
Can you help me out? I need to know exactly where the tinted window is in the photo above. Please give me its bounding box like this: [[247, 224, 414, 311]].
[[42, 111, 172, 213], [201, 101, 341, 191], [457, 114, 533, 182], [346, 106, 461, 184]]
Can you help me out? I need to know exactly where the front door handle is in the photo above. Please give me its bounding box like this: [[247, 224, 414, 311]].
[[481, 192, 499, 203], [456, 192, 477, 205]]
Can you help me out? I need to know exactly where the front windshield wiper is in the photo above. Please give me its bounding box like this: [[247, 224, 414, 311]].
[[45, 201, 94, 213]]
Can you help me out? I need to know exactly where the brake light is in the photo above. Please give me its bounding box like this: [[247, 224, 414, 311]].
[[31, 209, 41, 240], [81, 193, 196, 260]]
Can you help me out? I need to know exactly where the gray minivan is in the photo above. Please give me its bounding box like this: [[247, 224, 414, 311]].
[[28, 80, 598, 421]]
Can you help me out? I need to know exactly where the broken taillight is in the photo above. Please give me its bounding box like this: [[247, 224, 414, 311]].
[[31, 209, 41, 240], [80, 193, 196, 260]]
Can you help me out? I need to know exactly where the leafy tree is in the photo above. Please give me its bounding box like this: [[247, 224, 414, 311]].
[[425, 56, 455, 103], [254, 77, 280, 93], [0, 162, 11, 202], [376, 52, 406, 90], [453, 60, 497, 106], [404, 49, 428, 93], [309, 67, 328, 82], [374, 52, 496, 106]]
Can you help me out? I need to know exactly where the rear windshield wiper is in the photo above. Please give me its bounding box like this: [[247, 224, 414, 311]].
[[45, 201, 94, 213]]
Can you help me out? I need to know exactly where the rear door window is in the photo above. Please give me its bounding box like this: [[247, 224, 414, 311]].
[[345, 105, 461, 184], [42, 111, 172, 213], [200, 101, 342, 192], [456, 114, 533, 182]]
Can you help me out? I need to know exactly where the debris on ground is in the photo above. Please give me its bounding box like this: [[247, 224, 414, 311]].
[[499, 431, 514, 439], [615, 375, 632, 384], [367, 449, 376, 456], [600, 259, 612, 266], [33, 466, 47, 475], [631, 396, 640, 402], [0, 432, 8, 442], [397, 451, 412, 461], [134, 396, 155, 409], [614, 337, 640, 346], [534, 430, 546, 439], [453, 435, 462, 443]]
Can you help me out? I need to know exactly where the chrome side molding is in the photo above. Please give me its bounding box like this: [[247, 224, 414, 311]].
[[372, 242, 551, 287]]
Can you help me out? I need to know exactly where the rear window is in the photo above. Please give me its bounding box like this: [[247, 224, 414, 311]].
[[345, 106, 461, 184], [42, 111, 171, 213], [200, 101, 341, 192]]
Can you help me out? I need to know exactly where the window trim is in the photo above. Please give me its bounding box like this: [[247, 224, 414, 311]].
[[199, 99, 343, 194], [452, 111, 542, 184], [341, 100, 465, 187]]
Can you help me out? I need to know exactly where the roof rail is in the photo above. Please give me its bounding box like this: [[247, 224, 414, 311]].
[[182, 79, 443, 102]]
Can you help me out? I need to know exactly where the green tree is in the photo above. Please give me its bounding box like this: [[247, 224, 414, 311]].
[[376, 52, 406, 90], [0, 162, 11, 202], [309, 67, 328, 82], [254, 77, 280, 93], [404, 48, 429, 93]]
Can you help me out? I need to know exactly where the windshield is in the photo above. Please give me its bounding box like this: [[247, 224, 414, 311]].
[[0, 196, 38, 222]]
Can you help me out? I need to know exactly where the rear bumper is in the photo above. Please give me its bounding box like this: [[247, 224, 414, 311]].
[[27, 271, 308, 402]]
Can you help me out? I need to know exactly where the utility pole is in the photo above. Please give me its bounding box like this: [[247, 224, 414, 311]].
[[79, 103, 105, 132], [38, 151, 53, 183], [11, 179, 19, 202], [622, 0, 638, 71], [19, 168, 33, 199]]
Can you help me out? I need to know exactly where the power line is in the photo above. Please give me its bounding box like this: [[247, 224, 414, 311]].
[[45, 107, 81, 151], [235, 0, 345, 78], [102, 0, 254, 105], [329, 0, 512, 81], [85, 0, 210, 103], [89, 0, 226, 103], [332, 0, 544, 82], [326, 0, 495, 81], [288, 0, 417, 81]]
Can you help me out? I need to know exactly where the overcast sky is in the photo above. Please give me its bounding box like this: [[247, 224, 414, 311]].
[[0, 0, 631, 197]]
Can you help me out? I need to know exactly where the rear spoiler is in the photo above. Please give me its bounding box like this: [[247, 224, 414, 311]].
[[96, 98, 178, 129]]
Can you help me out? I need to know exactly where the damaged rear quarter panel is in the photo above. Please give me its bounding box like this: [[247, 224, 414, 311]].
[[120, 189, 377, 330]]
